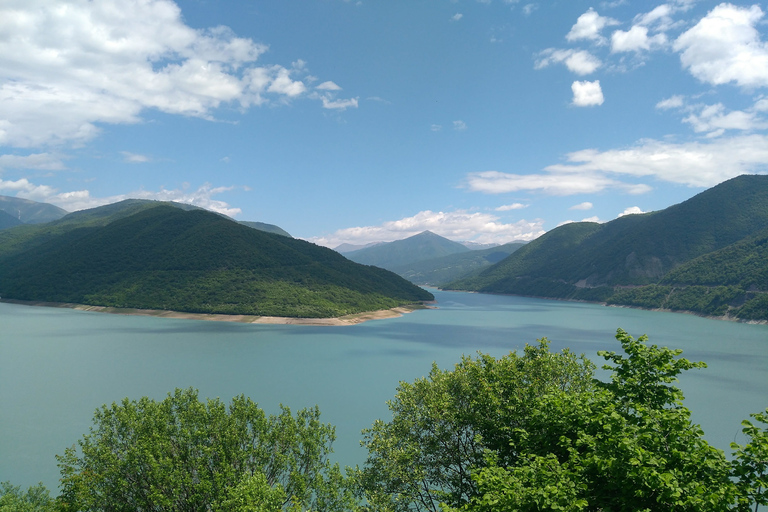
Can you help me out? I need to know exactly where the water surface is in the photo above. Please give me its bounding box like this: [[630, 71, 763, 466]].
[[2, 290, 766, 491]]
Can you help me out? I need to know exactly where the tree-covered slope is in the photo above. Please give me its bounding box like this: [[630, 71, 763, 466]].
[[446, 175, 768, 320], [345, 231, 470, 270], [392, 241, 527, 286], [238, 221, 292, 237], [0, 205, 433, 317], [0, 209, 23, 230]]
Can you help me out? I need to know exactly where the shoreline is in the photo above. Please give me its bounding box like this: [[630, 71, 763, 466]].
[[0, 298, 432, 326]]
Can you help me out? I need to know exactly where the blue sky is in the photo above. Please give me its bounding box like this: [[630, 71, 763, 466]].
[[1, 0, 767, 247]]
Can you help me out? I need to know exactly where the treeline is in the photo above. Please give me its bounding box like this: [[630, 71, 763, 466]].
[[3, 329, 767, 511]]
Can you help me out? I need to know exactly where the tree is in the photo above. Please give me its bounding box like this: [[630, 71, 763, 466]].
[[457, 329, 738, 512], [0, 482, 56, 512], [56, 388, 355, 512], [356, 340, 595, 512], [732, 409, 768, 512]]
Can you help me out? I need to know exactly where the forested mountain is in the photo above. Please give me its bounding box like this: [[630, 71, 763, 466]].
[[0, 204, 432, 318], [344, 231, 470, 270], [393, 241, 526, 286], [0, 195, 68, 224], [446, 175, 768, 321], [238, 221, 291, 237], [0, 209, 23, 230]]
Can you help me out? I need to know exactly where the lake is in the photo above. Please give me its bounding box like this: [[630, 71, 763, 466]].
[[1, 289, 767, 492]]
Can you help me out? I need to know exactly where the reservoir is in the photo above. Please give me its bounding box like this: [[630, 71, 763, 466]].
[[2, 289, 766, 491]]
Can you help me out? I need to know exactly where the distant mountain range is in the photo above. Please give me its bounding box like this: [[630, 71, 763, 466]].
[[0, 195, 68, 224], [446, 174, 768, 322], [0, 200, 431, 318], [341, 231, 526, 286]]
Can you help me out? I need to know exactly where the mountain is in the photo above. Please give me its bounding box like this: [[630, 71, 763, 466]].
[[335, 241, 383, 253], [0, 199, 290, 260], [0, 209, 23, 230], [238, 221, 291, 237], [0, 204, 433, 318], [0, 195, 68, 224], [392, 242, 527, 286], [446, 175, 768, 321], [344, 231, 470, 270]]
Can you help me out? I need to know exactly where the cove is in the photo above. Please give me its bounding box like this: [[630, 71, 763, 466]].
[[1, 289, 766, 492]]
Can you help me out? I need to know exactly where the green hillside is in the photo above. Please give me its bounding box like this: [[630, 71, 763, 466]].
[[0, 205, 433, 318], [345, 231, 470, 270], [393, 241, 526, 286], [446, 175, 768, 320], [0, 195, 68, 224], [0, 209, 23, 230], [238, 220, 292, 237]]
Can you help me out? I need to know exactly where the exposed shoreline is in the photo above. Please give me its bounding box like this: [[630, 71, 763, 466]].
[[0, 298, 432, 326]]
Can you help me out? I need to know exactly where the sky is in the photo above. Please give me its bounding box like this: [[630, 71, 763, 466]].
[[1, 0, 767, 248]]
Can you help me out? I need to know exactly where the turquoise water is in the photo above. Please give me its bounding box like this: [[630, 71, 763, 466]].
[[2, 289, 767, 491]]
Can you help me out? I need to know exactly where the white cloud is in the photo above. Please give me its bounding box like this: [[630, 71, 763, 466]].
[[566, 8, 619, 44], [656, 95, 685, 109], [0, 153, 66, 171], [431, 124, 443, 131], [535, 49, 602, 75], [316, 81, 342, 91], [682, 103, 768, 136], [453, 120, 467, 131], [0, 0, 328, 148], [674, 4, 768, 88], [320, 96, 359, 110], [452, 13, 464, 21], [571, 80, 604, 106], [544, 134, 768, 187], [522, 4, 537, 16], [466, 170, 639, 196], [496, 203, 528, 211], [618, 206, 645, 217], [570, 201, 593, 210], [611, 25, 667, 53], [0, 178, 244, 216], [121, 151, 151, 163], [308, 209, 545, 247]]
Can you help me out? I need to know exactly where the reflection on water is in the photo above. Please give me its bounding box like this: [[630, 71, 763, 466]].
[[2, 289, 766, 492]]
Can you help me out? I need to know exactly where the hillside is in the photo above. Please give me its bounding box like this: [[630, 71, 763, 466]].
[[393, 241, 526, 286], [0, 195, 68, 224], [446, 175, 768, 321], [0, 205, 433, 318], [344, 231, 470, 270], [0, 209, 23, 230], [238, 221, 291, 237]]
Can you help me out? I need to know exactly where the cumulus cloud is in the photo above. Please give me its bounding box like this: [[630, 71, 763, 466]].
[[674, 4, 768, 88], [496, 203, 528, 211], [611, 25, 667, 53], [308, 210, 546, 247], [431, 124, 443, 132], [618, 206, 645, 217], [536, 49, 602, 75], [682, 103, 768, 136], [453, 120, 467, 131], [571, 80, 604, 106], [320, 96, 359, 110], [0, 0, 341, 149], [0, 178, 243, 216], [452, 13, 464, 21], [316, 81, 342, 91], [570, 201, 593, 210], [566, 8, 619, 44]]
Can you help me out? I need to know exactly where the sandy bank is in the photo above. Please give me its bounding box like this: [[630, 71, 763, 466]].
[[0, 299, 431, 326]]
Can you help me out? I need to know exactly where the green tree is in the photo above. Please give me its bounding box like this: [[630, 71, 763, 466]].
[[356, 340, 595, 512], [457, 329, 737, 512], [732, 409, 768, 512], [56, 388, 355, 512], [0, 482, 56, 512]]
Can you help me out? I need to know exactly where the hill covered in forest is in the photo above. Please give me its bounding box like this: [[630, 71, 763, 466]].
[[446, 175, 768, 321], [0, 204, 432, 318]]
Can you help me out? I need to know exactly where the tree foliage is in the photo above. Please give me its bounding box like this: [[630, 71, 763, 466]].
[[356, 340, 595, 512], [55, 388, 354, 512]]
